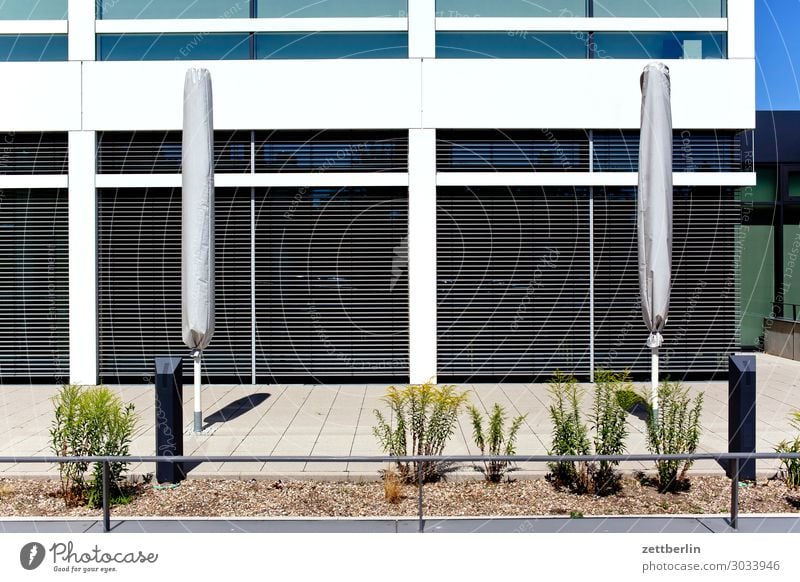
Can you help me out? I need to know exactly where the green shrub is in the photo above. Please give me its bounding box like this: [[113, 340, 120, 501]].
[[468, 404, 526, 483], [547, 370, 633, 495], [592, 369, 630, 495], [50, 385, 137, 507], [644, 380, 703, 493], [775, 438, 800, 489], [546, 371, 591, 493], [775, 411, 800, 489], [373, 382, 468, 483], [50, 384, 89, 505]]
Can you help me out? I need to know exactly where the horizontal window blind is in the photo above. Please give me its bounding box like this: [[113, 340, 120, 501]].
[[97, 131, 408, 174], [97, 131, 251, 174], [98, 187, 408, 382], [255, 188, 409, 380], [97, 188, 251, 382], [437, 187, 591, 380], [254, 131, 408, 173], [437, 130, 590, 172], [0, 133, 68, 175], [438, 130, 746, 173], [593, 131, 745, 172], [593, 187, 739, 374], [439, 186, 738, 380], [0, 189, 69, 381]]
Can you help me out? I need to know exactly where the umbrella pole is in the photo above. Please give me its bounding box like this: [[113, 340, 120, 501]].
[[651, 346, 659, 422], [193, 350, 202, 433]]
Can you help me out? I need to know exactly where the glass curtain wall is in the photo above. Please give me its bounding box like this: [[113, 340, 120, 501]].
[[0, 0, 67, 19], [436, 0, 725, 18], [97, 0, 408, 18]]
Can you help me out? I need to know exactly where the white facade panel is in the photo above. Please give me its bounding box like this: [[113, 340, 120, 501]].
[[0, 21, 67, 34], [408, 128, 437, 384], [68, 131, 97, 385], [728, 0, 755, 59], [82, 60, 423, 131], [68, 0, 96, 61], [82, 58, 753, 132], [0, 175, 68, 189], [422, 58, 755, 130], [437, 172, 757, 187], [0, 63, 81, 131], [409, 0, 435, 59]]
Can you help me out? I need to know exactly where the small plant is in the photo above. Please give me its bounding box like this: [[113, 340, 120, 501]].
[[50, 384, 137, 507], [383, 467, 403, 504], [373, 382, 469, 483], [547, 369, 633, 495], [50, 384, 89, 505], [592, 369, 629, 495], [546, 371, 591, 493], [468, 404, 526, 483], [569, 510, 584, 519], [644, 380, 703, 493], [775, 411, 800, 489]]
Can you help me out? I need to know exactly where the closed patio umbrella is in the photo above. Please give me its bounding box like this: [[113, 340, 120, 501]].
[[637, 62, 673, 419], [182, 68, 215, 433]]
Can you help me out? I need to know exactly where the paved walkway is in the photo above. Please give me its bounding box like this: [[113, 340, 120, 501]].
[[2, 516, 799, 533], [1, 353, 799, 480]]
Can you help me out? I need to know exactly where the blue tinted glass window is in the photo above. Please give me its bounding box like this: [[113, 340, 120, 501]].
[[97, 34, 251, 60], [257, 0, 406, 17], [0, 35, 67, 61], [436, 32, 588, 58], [593, 32, 727, 59], [97, 0, 250, 19], [0, 0, 67, 19], [436, 0, 586, 17], [255, 32, 407, 59], [593, 0, 725, 18]]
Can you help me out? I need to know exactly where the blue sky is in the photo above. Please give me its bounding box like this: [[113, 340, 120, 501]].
[[757, 0, 800, 110]]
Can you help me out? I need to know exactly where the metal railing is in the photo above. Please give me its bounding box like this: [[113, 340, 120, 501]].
[[2, 452, 799, 533]]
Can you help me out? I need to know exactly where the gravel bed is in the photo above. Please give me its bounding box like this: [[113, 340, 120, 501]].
[[1, 476, 799, 519]]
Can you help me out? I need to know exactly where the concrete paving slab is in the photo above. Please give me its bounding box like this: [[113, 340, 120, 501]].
[[218, 461, 266, 473], [700, 516, 800, 533], [0, 520, 97, 533], [86, 519, 399, 533], [6, 516, 798, 534], [2, 462, 59, 474], [184, 461, 225, 473], [406, 517, 717, 533]]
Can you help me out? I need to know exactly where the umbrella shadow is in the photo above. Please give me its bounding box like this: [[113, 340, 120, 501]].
[[203, 393, 270, 430], [183, 392, 271, 474], [627, 402, 650, 423]]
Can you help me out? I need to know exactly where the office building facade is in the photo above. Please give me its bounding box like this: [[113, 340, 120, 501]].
[[0, 1, 755, 385]]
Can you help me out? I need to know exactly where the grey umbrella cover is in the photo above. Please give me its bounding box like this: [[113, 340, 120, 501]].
[[181, 68, 215, 352], [637, 62, 673, 350]]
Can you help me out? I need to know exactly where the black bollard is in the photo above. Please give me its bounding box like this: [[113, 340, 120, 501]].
[[728, 355, 756, 482], [154, 356, 186, 484]]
